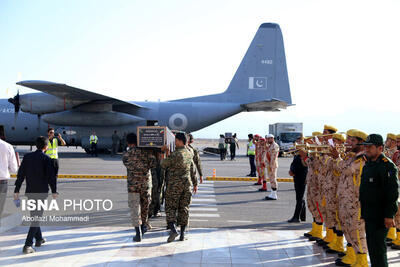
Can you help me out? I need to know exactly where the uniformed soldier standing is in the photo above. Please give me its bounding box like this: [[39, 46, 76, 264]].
[[46, 128, 66, 178], [359, 134, 399, 267], [161, 133, 198, 243], [187, 134, 204, 184], [391, 134, 400, 250], [258, 138, 268, 192], [331, 130, 369, 266], [383, 133, 399, 243], [111, 130, 120, 157], [265, 134, 280, 200], [122, 133, 157, 242]]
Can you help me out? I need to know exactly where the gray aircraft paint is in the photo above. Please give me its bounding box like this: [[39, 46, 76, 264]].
[[0, 23, 292, 150]]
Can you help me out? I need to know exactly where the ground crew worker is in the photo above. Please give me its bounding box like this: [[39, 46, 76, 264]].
[[111, 130, 120, 157], [90, 131, 99, 157], [161, 133, 198, 243], [122, 133, 157, 242], [187, 133, 204, 184], [247, 134, 256, 177], [359, 134, 399, 267], [265, 134, 279, 200], [46, 128, 66, 177], [332, 130, 369, 266]]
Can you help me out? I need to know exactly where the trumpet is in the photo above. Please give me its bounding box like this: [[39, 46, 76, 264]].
[[283, 143, 349, 156]]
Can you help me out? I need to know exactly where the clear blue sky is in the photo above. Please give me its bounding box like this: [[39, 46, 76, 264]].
[[1, 0, 399, 138]]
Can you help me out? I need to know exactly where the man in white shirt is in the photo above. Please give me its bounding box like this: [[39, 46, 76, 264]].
[[0, 139, 18, 219]]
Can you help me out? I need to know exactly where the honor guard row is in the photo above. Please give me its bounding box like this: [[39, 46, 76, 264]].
[[299, 125, 400, 267], [247, 134, 280, 200]]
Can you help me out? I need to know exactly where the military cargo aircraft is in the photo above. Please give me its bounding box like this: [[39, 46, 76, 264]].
[[0, 23, 292, 152]]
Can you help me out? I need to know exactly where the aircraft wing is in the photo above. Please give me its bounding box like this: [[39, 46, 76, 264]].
[[17, 80, 143, 108], [241, 99, 290, 112]]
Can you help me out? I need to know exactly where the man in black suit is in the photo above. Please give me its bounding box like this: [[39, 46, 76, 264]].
[[14, 136, 58, 254], [288, 136, 308, 223]]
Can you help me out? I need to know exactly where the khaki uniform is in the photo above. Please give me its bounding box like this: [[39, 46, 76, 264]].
[[122, 147, 156, 227], [337, 152, 368, 254], [161, 147, 197, 226], [266, 141, 279, 189]]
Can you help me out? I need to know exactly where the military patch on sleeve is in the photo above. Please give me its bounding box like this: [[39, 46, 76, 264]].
[[383, 157, 388, 162]]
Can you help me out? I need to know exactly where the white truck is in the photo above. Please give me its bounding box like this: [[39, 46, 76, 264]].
[[269, 123, 303, 156]]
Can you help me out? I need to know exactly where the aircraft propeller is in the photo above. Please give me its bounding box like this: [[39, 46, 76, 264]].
[[8, 91, 20, 113]]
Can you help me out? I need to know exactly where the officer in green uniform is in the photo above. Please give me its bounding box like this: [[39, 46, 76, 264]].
[[359, 134, 399, 267]]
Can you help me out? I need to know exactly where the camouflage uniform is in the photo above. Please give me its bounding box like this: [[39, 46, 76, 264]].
[[149, 159, 165, 217], [391, 151, 400, 230], [259, 142, 267, 184], [266, 141, 279, 189], [122, 147, 156, 227], [306, 155, 323, 223], [321, 156, 341, 229], [315, 155, 330, 222], [161, 147, 197, 227], [188, 144, 203, 178], [255, 141, 263, 179], [337, 151, 368, 254], [385, 147, 397, 159]]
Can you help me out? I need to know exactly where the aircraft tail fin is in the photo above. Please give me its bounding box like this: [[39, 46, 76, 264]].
[[224, 23, 292, 105]]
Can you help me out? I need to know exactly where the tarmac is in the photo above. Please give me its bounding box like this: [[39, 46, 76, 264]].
[[1, 146, 400, 266]]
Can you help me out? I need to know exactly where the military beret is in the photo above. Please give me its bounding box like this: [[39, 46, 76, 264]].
[[387, 133, 396, 140], [361, 134, 384, 146], [332, 133, 346, 142], [324, 125, 338, 133], [312, 131, 322, 137], [353, 130, 368, 141]]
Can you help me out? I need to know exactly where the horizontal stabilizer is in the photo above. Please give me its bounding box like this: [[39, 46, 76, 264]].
[[17, 80, 143, 109], [241, 99, 290, 112]]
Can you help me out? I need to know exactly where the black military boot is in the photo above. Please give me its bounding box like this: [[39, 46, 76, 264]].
[[141, 224, 147, 235], [179, 225, 186, 241], [167, 222, 179, 243], [133, 227, 142, 242], [300, 201, 306, 221]]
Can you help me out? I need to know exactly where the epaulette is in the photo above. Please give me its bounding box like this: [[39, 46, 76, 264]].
[[382, 157, 389, 162], [355, 154, 367, 161]]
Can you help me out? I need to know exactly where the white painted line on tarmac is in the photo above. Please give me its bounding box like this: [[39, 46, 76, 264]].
[[190, 203, 217, 207], [193, 194, 216, 198], [190, 207, 218, 211], [197, 190, 215, 194], [191, 198, 216, 202], [227, 220, 253, 223], [190, 219, 209, 222], [190, 213, 220, 218]]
